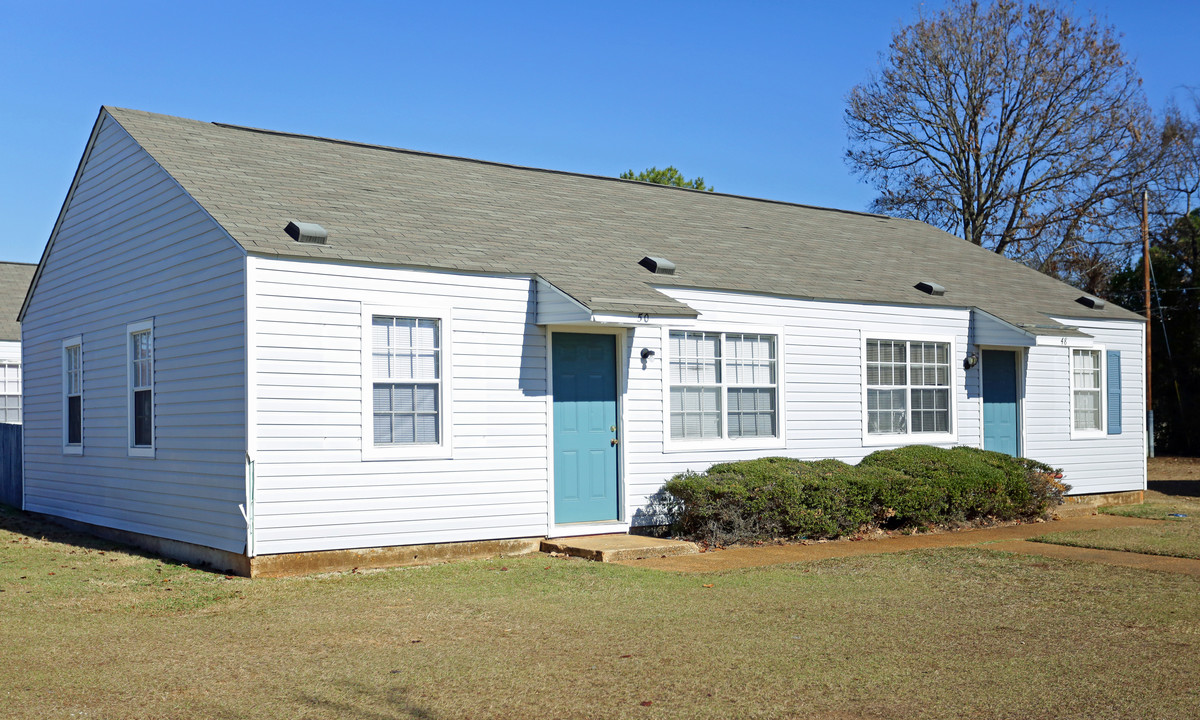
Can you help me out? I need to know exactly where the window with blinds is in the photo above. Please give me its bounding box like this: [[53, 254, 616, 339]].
[[669, 330, 777, 441], [1071, 348, 1103, 432], [0, 361, 20, 424], [372, 316, 441, 445], [866, 338, 952, 436]]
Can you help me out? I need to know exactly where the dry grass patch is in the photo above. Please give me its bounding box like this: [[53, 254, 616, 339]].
[[3, 505, 1200, 719], [1034, 493, 1200, 560]]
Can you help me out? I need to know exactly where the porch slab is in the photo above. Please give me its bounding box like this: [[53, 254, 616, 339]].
[[541, 533, 700, 563]]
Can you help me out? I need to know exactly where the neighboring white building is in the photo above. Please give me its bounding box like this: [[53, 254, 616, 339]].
[[1, 261, 36, 424], [18, 108, 1146, 574]]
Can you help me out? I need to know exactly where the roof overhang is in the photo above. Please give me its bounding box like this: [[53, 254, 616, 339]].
[[970, 308, 1093, 348], [534, 278, 698, 327]]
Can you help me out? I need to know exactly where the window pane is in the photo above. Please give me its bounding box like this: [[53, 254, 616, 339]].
[[415, 414, 438, 443], [669, 386, 721, 439], [374, 382, 439, 445], [133, 389, 152, 447], [373, 414, 393, 444], [393, 384, 415, 412], [393, 414, 415, 444], [414, 385, 437, 412], [728, 388, 775, 438], [67, 396, 81, 444], [1074, 389, 1101, 430]]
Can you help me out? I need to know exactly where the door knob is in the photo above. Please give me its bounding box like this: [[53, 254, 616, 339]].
[[611, 438, 619, 446]]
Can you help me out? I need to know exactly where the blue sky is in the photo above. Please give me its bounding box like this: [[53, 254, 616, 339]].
[[2, 1, 1196, 264]]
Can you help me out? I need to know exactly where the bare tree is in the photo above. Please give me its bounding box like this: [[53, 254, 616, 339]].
[[845, 0, 1159, 279], [1155, 94, 1200, 217]]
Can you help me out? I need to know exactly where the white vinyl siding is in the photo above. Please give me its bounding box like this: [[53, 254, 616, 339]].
[[1023, 320, 1144, 494], [252, 258, 543, 554], [0, 360, 20, 424], [19, 114, 247, 552], [1071, 348, 1103, 433], [62, 338, 82, 450], [667, 330, 777, 442], [623, 289, 978, 526], [865, 338, 952, 437]]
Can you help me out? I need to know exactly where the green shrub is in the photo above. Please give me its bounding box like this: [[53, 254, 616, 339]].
[[859, 445, 1035, 523], [663, 457, 883, 545], [663, 446, 1067, 545]]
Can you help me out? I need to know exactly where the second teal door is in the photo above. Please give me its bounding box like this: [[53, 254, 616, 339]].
[[982, 349, 1020, 457], [552, 333, 619, 523]]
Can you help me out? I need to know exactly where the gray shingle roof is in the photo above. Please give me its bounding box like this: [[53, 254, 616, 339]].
[[1, 262, 36, 341], [103, 107, 1141, 332]]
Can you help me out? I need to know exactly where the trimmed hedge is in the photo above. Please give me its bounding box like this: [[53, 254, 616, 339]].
[[663, 446, 1068, 546]]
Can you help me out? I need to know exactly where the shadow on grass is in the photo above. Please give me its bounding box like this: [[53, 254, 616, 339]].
[[295, 679, 438, 720], [0, 502, 203, 571], [1149, 480, 1200, 498]]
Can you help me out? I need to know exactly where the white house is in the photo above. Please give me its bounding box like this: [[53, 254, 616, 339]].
[[18, 107, 1146, 575], [1, 261, 36, 424]]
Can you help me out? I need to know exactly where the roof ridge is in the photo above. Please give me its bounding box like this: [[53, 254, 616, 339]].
[[0, 261, 37, 267], [199, 118, 892, 222]]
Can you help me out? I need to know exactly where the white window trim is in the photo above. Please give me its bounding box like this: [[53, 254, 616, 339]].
[[62, 336, 83, 455], [660, 324, 786, 453], [860, 332, 959, 446], [127, 319, 155, 458], [361, 304, 454, 461], [1069, 345, 1107, 439], [0, 356, 21, 426]]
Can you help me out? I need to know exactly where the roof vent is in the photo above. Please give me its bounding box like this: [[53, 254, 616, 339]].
[[285, 221, 329, 245], [1076, 295, 1105, 310], [639, 256, 676, 275], [914, 280, 945, 296]]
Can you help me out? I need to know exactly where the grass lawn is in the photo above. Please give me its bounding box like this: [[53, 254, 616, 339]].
[[3, 506, 1200, 719], [1033, 459, 1200, 560], [1033, 497, 1200, 560]]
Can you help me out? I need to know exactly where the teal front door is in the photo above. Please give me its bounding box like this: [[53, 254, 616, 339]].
[[982, 350, 1020, 456], [552, 333, 619, 523]]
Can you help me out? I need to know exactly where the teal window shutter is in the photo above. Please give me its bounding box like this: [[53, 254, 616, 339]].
[[1106, 350, 1121, 434]]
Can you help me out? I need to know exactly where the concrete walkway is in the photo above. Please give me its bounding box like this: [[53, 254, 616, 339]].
[[618, 513, 1200, 576]]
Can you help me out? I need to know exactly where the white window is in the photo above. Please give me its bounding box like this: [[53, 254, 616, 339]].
[[362, 307, 452, 460], [0, 360, 20, 424], [865, 338, 953, 437], [127, 320, 154, 457], [668, 330, 778, 442], [1071, 348, 1104, 433], [63, 338, 82, 451]]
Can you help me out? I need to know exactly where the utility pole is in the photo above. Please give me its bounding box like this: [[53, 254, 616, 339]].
[[1143, 189, 1154, 457]]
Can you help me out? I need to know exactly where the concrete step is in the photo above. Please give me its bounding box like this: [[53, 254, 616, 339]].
[[541, 533, 699, 563]]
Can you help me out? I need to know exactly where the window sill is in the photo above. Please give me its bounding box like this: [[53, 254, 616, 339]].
[[862, 432, 958, 448], [63, 445, 83, 456], [662, 436, 786, 454], [1069, 429, 1107, 441], [128, 446, 155, 458]]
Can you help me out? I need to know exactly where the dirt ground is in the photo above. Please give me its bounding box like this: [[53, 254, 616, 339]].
[[1148, 456, 1200, 499]]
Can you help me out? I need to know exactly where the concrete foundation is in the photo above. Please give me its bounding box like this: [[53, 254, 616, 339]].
[[249, 537, 542, 578], [32, 513, 541, 577], [1056, 489, 1145, 517]]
